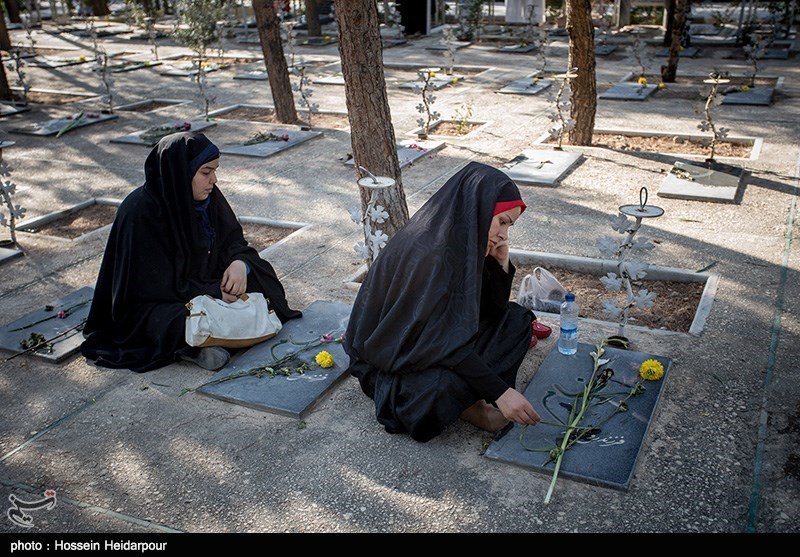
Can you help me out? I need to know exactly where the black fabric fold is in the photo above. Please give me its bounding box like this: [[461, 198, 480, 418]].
[[343, 161, 534, 441], [81, 132, 301, 372]]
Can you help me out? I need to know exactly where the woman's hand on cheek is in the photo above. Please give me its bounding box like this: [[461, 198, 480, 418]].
[[488, 239, 510, 271]]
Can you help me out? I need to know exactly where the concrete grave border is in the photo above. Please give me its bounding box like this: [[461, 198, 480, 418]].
[[205, 104, 350, 130], [345, 249, 718, 337], [238, 216, 312, 258], [509, 248, 719, 337], [406, 119, 490, 140], [534, 126, 764, 163], [115, 98, 193, 113], [18, 197, 122, 243]]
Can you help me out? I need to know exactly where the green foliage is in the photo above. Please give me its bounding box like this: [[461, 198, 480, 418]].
[[175, 0, 226, 56]]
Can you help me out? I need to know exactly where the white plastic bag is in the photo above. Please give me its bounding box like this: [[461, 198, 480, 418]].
[[517, 267, 567, 314]]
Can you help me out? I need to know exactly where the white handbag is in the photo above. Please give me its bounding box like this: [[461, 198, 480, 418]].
[[185, 292, 282, 349]]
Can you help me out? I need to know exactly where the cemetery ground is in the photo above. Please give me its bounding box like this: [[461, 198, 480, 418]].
[[0, 16, 798, 536]]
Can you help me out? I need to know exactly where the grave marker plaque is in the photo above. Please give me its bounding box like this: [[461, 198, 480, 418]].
[[196, 300, 352, 418], [485, 342, 672, 491]]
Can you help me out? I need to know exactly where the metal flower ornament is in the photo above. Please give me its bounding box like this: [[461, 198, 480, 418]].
[[597, 187, 664, 346]]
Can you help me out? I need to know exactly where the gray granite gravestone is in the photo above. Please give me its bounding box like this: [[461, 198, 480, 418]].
[[484, 342, 671, 491], [233, 70, 267, 81], [0, 103, 31, 117], [110, 121, 216, 146], [497, 43, 537, 53], [658, 159, 745, 203], [656, 46, 700, 57], [298, 37, 337, 47], [762, 48, 789, 59], [116, 99, 191, 112], [219, 129, 322, 158], [426, 41, 471, 51], [9, 113, 118, 136], [31, 55, 94, 68], [382, 38, 408, 48], [159, 63, 227, 77], [501, 149, 583, 186], [595, 44, 618, 55], [0, 286, 94, 363], [344, 139, 446, 169], [600, 82, 658, 100], [196, 300, 352, 418], [399, 74, 466, 90], [314, 74, 345, 85], [109, 60, 163, 73], [721, 87, 774, 106], [498, 78, 553, 95], [0, 244, 23, 265]]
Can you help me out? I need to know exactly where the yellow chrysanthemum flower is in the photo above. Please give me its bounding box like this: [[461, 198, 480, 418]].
[[741, 85, 750, 92], [315, 350, 334, 368], [658, 82, 666, 90], [638, 77, 648, 86], [452, 77, 458, 84], [639, 359, 664, 381], [430, 71, 436, 78]]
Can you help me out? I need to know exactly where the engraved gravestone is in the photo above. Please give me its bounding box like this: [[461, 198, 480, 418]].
[[485, 342, 671, 491], [196, 300, 352, 418]]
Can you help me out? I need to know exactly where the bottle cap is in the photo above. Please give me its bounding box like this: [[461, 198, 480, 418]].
[[565, 293, 575, 301]]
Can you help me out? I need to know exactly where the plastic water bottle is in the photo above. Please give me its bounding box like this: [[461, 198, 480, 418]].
[[558, 293, 579, 355]]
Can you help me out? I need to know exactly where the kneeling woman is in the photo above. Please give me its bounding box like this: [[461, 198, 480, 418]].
[[81, 132, 302, 372], [343, 162, 547, 442]]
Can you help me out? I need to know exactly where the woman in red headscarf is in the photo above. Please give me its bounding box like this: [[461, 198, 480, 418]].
[[343, 162, 549, 442]]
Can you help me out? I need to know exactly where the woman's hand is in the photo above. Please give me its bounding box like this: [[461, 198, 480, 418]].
[[221, 260, 248, 301], [494, 387, 541, 427], [487, 238, 510, 272]]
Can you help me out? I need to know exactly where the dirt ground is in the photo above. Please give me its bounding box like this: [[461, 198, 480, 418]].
[[511, 263, 705, 333], [556, 132, 754, 157], [18, 204, 294, 252]]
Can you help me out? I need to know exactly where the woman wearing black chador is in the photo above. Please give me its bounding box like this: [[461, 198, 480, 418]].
[[81, 132, 301, 373], [343, 162, 550, 442]]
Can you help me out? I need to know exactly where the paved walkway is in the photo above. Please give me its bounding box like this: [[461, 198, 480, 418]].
[[0, 13, 798, 535]]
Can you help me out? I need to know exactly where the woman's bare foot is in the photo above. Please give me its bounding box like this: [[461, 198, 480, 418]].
[[461, 400, 509, 432]]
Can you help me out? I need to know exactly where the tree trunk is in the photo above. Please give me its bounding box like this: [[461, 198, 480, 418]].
[[617, 0, 631, 27], [333, 0, 409, 254], [566, 0, 596, 146], [5, 0, 22, 24], [0, 12, 12, 51], [88, 0, 111, 17], [663, 0, 675, 46], [660, 0, 688, 83], [0, 62, 12, 101], [305, 0, 322, 37], [252, 0, 298, 124]]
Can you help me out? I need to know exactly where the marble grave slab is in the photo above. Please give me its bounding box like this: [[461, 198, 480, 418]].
[[658, 159, 745, 203], [600, 82, 658, 100], [501, 149, 583, 186], [485, 342, 672, 491], [196, 300, 352, 418], [110, 121, 216, 146], [219, 129, 322, 158], [0, 286, 94, 363]]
